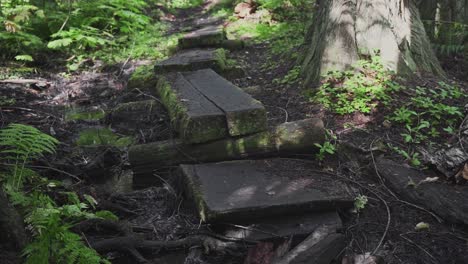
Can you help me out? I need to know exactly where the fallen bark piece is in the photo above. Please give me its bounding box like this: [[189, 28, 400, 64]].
[[272, 225, 345, 264], [342, 253, 385, 264], [129, 118, 326, 175], [224, 211, 342, 241], [156, 72, 228, 143], [377, 158, 468, 225], [155, 49, 227, 74], [179, 159, 354, 222], [183, 69, 267, 136], [423, 114, 467, 183], [178, 25, 226, 49]]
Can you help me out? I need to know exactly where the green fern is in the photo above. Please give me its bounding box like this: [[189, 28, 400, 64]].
[[19, 191, 111, 264], [0, 124, 58, 190]]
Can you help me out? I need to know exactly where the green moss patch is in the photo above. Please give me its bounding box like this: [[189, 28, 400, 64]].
[[127, 65, 157, 89], [65, 109, 105, 121], [76, 128, 134, 147]]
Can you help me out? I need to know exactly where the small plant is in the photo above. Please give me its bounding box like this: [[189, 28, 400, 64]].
[[389, 145, 422, 167], [274, 65, 301, 84], [0, 124, 59, 190], [314, 131, 337, 161], [0, 124, 114, 263], [354, 194, 368, 213], [389, 81, 465, 147], [311, 54, 402, 115]]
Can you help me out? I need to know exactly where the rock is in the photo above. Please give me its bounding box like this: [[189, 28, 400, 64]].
[[179, 159, 354, 222], [155, 49, 227, 74]]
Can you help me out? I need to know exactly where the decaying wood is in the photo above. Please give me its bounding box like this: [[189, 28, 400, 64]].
[[0, 79, 48, 85], [422, 114, 468, 183], [129, 118, 325, 174], [272, 225, 345, 264], [377, 158, 468, 225]]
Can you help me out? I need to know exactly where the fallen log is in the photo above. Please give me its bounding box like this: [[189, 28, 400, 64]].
[[422, 114, 467, 183], [129, 118, 325, 175], [377, 158, 468, 225]]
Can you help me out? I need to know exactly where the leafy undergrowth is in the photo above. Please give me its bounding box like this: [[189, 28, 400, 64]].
[[0, 0, 182, 70], [308, 54, 467, 167], [0, 124, 117, 264]]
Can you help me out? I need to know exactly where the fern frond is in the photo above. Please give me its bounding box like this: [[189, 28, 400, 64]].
[[0, 123, 59, 162]]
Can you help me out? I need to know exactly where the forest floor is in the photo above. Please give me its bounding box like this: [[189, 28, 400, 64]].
[[1, 1, 468, 263]]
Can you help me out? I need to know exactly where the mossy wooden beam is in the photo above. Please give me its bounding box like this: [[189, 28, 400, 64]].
[[155, 73, 228, 144], [183, 69, 267, 137], [178, 26, 227, 50], [129, 118, 325, 175], [154, 49, 227, 74]]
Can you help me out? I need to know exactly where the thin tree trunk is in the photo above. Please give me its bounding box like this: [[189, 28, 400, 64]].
[[301, 0, 445, 88], [418, 0, 438, 40]]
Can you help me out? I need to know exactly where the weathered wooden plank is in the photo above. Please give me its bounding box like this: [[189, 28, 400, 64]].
[[224, 211, 342, 242], [183, 69, 267, 136], [178, 26, 226, 49], [155, 73, 228, 143], [179, 159, 354, 222], [272, 225, 345, 264], [154, 49, 226, 74]]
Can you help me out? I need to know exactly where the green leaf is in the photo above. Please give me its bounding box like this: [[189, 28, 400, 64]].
[[47, 38, 73, 49], [15, 55, 33, 61]]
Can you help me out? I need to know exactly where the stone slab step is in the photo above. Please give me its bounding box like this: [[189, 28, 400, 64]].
[[156, 73, 228, 144], [178, 25, 226, 49], [224, 211, 342, 241], [179, 160, 355, 222], [154, 49, 225, 74], [183, 69, 267, 136]]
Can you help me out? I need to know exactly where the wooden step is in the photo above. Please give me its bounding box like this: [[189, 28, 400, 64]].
[[183, 69, 267, 136], [178, 26, 226, 49], [224, 211, 342, 241], [156, 73, 228, 144], [179, 159, 355, 222], [155, 49, 226, 74]]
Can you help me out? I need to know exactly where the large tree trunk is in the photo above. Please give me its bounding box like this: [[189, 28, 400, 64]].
[[301, 0, 445, 88]]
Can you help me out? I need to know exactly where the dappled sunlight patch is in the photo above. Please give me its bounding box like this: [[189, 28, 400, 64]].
[[226, 185, 257, 206]]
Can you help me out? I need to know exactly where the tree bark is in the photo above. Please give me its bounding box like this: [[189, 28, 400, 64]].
[[301, 0, 445, 88], [417, 0, 438, 40]]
